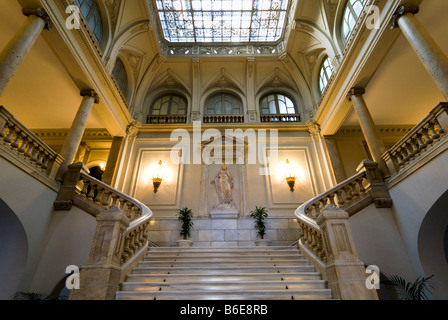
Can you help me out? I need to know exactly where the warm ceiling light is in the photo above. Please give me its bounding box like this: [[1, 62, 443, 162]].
[[151, 160, 167, 193], [282, 159, 299, 192]]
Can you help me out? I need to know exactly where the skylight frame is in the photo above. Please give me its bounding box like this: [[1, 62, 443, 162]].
[[154, 0, 291, 44]]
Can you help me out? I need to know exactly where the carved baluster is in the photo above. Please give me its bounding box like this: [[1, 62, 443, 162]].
[[415, 131, 426, 151], [101, 190, 111, 210], [80, 179, 89, 200], [41, 153, 50, 170], [357, 178, 366, 195], [344, 185, 353, 204], [30, 144, 39, 162], [422, 125, 433, 146], [0, 124, 7, 139], [335, 189, 345, 207], [10, 129, 22, 149], [429, 121, 440, 141], [87, 182, 96, 204], [3, 125, 15, 144]]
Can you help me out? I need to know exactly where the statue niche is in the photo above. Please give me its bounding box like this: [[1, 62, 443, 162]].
[[210, 164, 239, 218]]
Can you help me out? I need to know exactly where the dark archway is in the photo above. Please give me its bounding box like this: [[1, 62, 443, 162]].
[[418, 189, 448, 299], [0, 198, 28, 299]]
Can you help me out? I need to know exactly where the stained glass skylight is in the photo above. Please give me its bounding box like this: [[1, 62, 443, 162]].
[[155, 0, 290, 43]]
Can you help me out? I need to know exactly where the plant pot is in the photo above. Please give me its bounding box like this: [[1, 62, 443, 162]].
[[255, 239, 271, 247], [177, 240, 193, 247]]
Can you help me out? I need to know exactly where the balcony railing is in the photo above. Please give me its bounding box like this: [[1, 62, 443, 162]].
[[0, 106, 64, 184], [147, 115, 187, 124], [260, 113, 301, 123], [382, 103, 448, 175], [203, 115, 244, 123]]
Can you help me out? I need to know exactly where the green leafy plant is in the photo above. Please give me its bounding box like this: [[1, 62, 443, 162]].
[[178, 207, 194, 240], [381, 274, 435, 300], [250, 206, 269, 239]]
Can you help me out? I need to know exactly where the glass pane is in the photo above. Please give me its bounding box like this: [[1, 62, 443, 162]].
[[155, 0, 290, 43]]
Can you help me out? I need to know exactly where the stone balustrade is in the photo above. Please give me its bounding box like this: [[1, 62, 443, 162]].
[[203, 114, 245, 123], [0, 106, 63, 180], [56, 163, 153, 300], [383, 102, 448, 175], [260, 113, 301, 123], [147, 114, 187, 124]]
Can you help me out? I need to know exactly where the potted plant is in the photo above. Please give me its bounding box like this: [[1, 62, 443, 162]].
[[250, 206, 271, 246], [177, 207, 194, 247]]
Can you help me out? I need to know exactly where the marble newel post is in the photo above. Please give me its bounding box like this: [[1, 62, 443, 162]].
[[347, 88, 389, 176], [391, 6, 448, 101], [0, 8, 52, 95], [56, 90, 100, 181]]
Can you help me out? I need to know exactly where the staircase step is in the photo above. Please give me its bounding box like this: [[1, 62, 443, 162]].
[[144, 253, 305, 260], [116, 289, 333, 300], [125, 272, 323, 283], [132, 265, 315, 274], [138, 260, 310, 268], [120, 280, 328, 292], [117, 246, 332, 300]]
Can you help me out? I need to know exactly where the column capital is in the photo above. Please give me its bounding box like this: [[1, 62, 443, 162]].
[[390, 5, 420, 29], [22, 8, 53, 31], [80, 89, 100, 104], [347, 87, 365, 101]]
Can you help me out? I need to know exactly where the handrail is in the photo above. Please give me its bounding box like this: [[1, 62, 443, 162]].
[[260, 113, 301, 123], [0, 106, 64, 182]]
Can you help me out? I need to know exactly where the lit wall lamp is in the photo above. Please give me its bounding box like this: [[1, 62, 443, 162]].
[[150, 160, 167, 193], [282, 159, 300, 192]]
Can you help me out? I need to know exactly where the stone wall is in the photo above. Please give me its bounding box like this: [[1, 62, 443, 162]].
[[148, 217, 301, 247]]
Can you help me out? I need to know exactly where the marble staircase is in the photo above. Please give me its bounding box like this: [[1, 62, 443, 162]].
[[115, 246, 333, 300]]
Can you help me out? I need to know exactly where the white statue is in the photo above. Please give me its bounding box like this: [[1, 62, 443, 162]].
[[210, 164, 238, 216]]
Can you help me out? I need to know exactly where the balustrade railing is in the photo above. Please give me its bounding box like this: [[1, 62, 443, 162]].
[[260, 113, 301, 123], [147, 114, 187, 124], [0, 106, 63, 181], [383, 103, 448, 175], [55, 163, 153, 300], [203, 114, 244, 123]]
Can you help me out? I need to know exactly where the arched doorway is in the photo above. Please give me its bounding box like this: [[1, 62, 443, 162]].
[[418, 189, 448, 299], [0, 198, 28, 299]]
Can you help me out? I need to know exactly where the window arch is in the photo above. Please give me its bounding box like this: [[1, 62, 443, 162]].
[[148, 94, 188, 124], [260, 93, 300, 122], [112, 58, 129, 100], [205, 93, 243, 115], [150, 94, 188, 116], [75, 0, 104, 44], [341, 0, 367, 43], [319, 57, 334, 94]]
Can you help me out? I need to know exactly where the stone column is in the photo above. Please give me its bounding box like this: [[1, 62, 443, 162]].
[[391, 6, 448, 101], [0, 8, 52, 96], [348, 88, 389, 176], [102, 136, 124, 186], [56, 90, 100, 181], [323, 136, 346, 183]]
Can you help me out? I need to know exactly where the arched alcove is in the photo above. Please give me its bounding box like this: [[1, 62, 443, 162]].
[[418, 189, 448, 299], [0, 198, 28, 299]]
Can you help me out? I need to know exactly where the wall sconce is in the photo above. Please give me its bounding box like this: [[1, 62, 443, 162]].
[[282, 159, 300, 192], [150, 160, 167, 193]]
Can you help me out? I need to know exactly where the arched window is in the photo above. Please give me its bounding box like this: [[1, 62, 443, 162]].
[[150, 94, 187, 115], [205, 93, 243, 115], [75, 0, 104, 44], [148, 94, 188, 124], [112, 58, 129, 99], [260, 93, 300, 122], [341, 0, 366, 43], [319, 57, 334, 94]]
